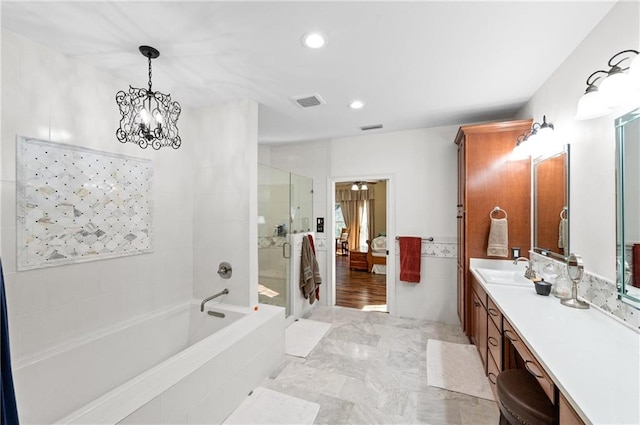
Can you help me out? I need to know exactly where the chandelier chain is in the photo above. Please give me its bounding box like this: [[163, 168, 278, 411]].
[[147, 56, 153, 92]]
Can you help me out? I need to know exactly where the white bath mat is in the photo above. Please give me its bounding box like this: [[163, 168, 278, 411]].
[[223, 386, 319, 425], [285, 318, 331, 358], [426, 339, 494, 401]]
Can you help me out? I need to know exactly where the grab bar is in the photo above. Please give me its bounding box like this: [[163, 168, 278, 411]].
[[200, 288, 229, 312]]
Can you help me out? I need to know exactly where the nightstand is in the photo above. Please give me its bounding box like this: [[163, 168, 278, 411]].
[[349, 250, 368, 271]]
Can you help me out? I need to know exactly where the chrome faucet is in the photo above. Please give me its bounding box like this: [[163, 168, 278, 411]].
[[200, 288, 229, 312], [513, 257, 537, 280]]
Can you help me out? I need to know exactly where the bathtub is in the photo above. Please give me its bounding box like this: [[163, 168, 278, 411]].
[[12, 301, 285, 424]]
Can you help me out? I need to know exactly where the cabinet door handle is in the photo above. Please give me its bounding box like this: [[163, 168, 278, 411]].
[[488, 372, 497, 385], [488, 308, 499, 317], [488, 336, 499, 347], [473, 301, 480, 307], [524, 360, 544, 379], [504, 329, 518, 342]]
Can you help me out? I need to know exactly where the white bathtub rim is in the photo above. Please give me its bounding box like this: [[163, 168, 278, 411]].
[[13, 300, 192, 370], [54, 303, 283, 425], [14, 299, 253, 371]]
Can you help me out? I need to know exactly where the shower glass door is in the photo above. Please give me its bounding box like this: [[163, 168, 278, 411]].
[[258, 165, 313, 317], [258, 165, 292, 316]]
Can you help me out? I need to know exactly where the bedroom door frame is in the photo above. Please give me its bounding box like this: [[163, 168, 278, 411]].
[[327, 174, 395, 315]]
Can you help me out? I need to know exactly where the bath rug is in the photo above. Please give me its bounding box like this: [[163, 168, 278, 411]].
[[223, 386, 319, 425], [426, 339, 494, 401], [285, 318, 331, 358]]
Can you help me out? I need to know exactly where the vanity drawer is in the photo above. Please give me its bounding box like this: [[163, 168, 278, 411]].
[[503, 319, 556, 404], [487, 316, 502, 369], [487, 297, 502, 330]]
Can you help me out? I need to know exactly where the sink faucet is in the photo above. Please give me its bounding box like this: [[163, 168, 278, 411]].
[[513, 257, 537, 280]]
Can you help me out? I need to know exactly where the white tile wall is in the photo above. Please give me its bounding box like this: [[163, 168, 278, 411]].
[[1, 30, 195, 365]]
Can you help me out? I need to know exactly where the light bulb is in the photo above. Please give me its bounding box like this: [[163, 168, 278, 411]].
[[360, 183, 368, 190], [629, 54, 640, 86], [139, 108, 150, 125], [153, 110, 163, 125], [348, 100, 364, 110], [599, 70, 633, 107], [575, 90, 611, 120], [511, 142, 530, 160], [351, 183, 359, 191]]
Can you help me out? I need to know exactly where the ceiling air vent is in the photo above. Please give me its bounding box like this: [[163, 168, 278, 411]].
[[291, 93, 326, 109], [360, 124, 383, 131]]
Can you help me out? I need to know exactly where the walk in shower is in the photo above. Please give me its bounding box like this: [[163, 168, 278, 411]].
[[257, 164, 313, 316]]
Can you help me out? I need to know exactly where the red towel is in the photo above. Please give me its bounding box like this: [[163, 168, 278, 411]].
[[633, 244, 640, 288], [399, 237, 422, 283]]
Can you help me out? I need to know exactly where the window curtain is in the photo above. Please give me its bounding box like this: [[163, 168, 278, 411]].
[[367, 199, 375, 242], [337, 188, 374, 252]]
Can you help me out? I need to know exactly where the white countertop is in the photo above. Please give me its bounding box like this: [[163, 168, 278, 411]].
[[470, 258, 640, 425]]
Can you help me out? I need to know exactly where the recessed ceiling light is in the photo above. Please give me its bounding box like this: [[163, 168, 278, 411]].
[[348, 100, 364, 110], [302, 32, 326, 49]]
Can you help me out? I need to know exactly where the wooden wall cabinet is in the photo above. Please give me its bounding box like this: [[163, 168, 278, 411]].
[[455, 119, 533, 335]]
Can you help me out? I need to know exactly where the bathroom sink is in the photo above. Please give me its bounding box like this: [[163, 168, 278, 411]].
[[475, 268, 533, 286]]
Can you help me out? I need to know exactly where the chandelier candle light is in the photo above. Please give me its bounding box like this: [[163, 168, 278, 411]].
[[116, 46, 182, 150]]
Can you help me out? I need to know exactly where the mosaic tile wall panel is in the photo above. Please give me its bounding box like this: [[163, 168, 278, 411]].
[[530, 252, 639, 329], [17, 136, 153, 270]]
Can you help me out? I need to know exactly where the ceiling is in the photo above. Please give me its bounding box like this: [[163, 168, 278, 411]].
[[1, 1, 616, 144]]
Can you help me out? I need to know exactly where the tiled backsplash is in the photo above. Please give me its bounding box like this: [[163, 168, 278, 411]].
[[530, 252, 639, 329]]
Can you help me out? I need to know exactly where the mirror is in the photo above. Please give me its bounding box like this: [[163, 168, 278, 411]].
[[533, 145, 570, 260], [615, 107, 640, 306], [562, 253, 589, 309]]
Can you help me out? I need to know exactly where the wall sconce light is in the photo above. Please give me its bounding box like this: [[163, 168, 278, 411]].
[[576, 49, 640, 120], [514, 115, 555, 158], [116, 46, 182, 150]]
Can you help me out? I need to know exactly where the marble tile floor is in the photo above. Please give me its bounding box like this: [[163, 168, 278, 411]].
[[258, 306, 500, 425]]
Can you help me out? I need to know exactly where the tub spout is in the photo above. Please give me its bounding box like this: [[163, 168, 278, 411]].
[[200, 288, 229, 312]]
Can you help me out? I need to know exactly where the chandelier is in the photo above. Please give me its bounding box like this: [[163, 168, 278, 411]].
[[116, 46, 181, 150]]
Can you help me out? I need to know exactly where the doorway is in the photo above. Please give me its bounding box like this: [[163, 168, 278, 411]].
[[333, 179, 389, 311]]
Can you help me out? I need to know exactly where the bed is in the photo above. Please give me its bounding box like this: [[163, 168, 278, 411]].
[[367, 236, 387, 274]]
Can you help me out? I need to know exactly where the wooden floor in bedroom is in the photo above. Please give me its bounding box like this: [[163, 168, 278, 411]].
[[335, 254, 386, 310]]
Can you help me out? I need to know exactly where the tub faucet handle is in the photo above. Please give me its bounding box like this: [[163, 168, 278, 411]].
[[218, 262, 232, 279]]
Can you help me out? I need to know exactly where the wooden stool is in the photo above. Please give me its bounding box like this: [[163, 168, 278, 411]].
[[496, 369, 559, 425]]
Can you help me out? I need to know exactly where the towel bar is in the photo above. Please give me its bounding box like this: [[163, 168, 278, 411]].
[[395, 236, 434, 242]]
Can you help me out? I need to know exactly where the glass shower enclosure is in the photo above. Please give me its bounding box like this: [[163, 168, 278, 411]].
[[257, 164, 313, 316]]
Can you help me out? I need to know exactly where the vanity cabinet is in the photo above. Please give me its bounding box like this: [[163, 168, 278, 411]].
[[503, 318, 556, 404], [470, 275, 488, 370], [455, 119, 533, 335], [471, 274, 503, 400]]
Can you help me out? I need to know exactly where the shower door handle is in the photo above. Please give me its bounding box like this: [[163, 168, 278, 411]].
[[282, 242, 291, 259]]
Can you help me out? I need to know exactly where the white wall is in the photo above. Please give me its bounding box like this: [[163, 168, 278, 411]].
[[263, 126, 460, 323], [1, 30, 195, 363], [517, 1, 640, 282], [190, 100, 259, 309]]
